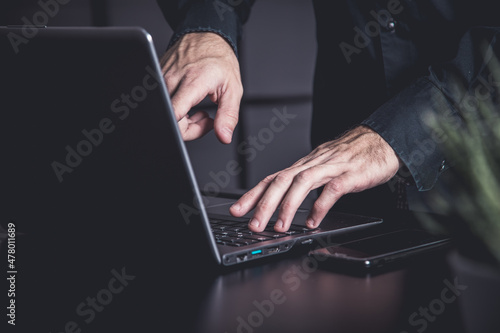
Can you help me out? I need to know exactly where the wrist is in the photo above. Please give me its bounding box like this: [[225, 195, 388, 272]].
[[356, 124, 402, 173], [167, 29, 239, 56]]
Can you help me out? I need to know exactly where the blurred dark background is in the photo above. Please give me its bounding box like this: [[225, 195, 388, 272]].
[[1, 0, 316, 194]]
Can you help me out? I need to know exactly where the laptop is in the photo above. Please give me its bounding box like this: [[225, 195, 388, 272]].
[[0, 26, 382, 271]]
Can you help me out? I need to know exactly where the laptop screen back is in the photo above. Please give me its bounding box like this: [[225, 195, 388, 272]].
[[1, 26, 219, 330]]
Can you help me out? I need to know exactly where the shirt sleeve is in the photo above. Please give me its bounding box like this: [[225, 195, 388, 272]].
[[362, 26, 500, 191], [156, 0, 255, 55]]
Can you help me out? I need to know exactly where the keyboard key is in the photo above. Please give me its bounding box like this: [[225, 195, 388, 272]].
[[224, 242, 244, 247], [212, 226, 229, 231], [225, 232, 244, 238], [234, 239, 258, 246], [288, 225, 317, 232], [216, 221, 242, 226], [241, 234, 273, 242], [225, 226, 246, 232], [218, 236, 237, 243], [216, 239, 227, 245], [255, 231, 287, 238], [211, 219, 319, 247]]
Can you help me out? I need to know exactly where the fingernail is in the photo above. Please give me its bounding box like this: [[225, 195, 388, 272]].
[[249, 218, 259, 228], [306, 218, 315, 228], [231, 202, 241, 211], [275, 219, 284, 229]]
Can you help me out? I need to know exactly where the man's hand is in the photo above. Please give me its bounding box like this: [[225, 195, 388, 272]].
[[160, 32, 243, 143], [229, 126, 402, 232]]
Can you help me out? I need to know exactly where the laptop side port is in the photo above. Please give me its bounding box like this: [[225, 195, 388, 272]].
[[236, 253, 248, 262], [266, 247, 280, 254], [251, 249, 263, 256]]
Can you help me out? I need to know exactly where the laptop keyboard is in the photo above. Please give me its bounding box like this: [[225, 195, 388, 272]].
[[210, 218, 318, 247]]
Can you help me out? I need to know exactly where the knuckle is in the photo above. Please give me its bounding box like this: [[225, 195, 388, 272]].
[[313, 200, 328, 214], [182, 69, 200, 84], [279, 200, 295, 213], [274, 172, 293, 185], [164, 75, 178, 89], [324, 180, 344, 196], [256, 199, 271, 212], [295, 170, 313, 184], [261, 174, 276, 185]]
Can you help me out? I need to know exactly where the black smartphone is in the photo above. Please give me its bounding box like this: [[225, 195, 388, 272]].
[[309, 229, 452, 270]]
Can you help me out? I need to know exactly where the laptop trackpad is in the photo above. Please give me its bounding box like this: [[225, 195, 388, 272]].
[[203, 196, 310, 226]]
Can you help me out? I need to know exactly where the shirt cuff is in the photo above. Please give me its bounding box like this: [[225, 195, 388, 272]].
[[167, 1, 242, 55], [362, 78, 452, 191]]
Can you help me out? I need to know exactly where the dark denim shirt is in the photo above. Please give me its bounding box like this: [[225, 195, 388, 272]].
[[157, 0, 500, 193]]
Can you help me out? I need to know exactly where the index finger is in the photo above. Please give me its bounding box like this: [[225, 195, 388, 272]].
[[170, 80, 211, 122], [230, 173, 277, 217]]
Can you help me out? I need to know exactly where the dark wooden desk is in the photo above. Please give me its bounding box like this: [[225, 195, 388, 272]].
[[0, 212, 474, 333], [189, 247, 464, 333]]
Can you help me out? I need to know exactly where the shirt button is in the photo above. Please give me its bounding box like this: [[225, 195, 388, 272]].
[[387, 20, 396, 32], [439, 160, 446, 172]]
